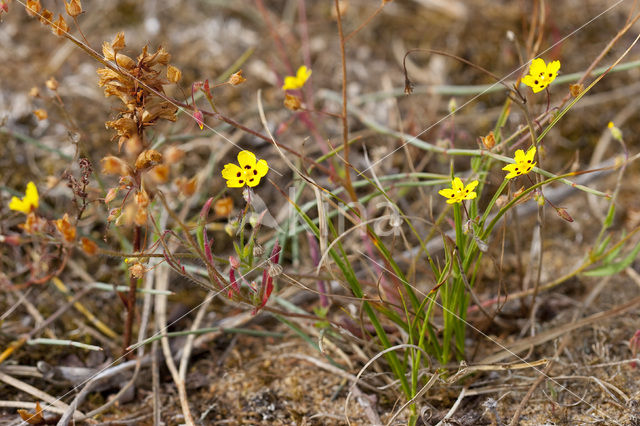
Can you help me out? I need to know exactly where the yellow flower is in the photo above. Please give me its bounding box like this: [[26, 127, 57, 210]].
[[521, 58, 560, 93], [282, 66, 312, 91], [9, 181, 39, 214], [222, 150, 269, 188], [438, 177, 478, 204], [502, 146, 536, 179]]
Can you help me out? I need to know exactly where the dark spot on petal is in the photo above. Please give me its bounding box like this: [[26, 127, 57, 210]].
[[527, 160, 532, 163], [534, 80, 539, 84], [253, 170, 257, 175], [548, 73, 552, 77], [236, 172, 241, 177], [249, 178, 254, 182], [238, 180, 244, 184], [244, 165, 251, 169]]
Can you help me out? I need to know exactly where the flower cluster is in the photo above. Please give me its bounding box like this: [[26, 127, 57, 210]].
[[521, 58, 560, 93], [98, 32, 178, 154]]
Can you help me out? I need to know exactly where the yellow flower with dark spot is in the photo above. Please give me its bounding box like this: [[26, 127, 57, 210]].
[[282, 66, 312, 91], [438, 177, 478, 204], [502, 146, 536, 179], [522, 58, 560, 93], [222, 151, 269, 188], [9, 181, 39, 214]]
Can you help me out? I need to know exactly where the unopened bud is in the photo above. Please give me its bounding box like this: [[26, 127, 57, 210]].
[[608, 122, 623, 142], [555, 207, 574, 222], [448, 98, 457, 114]]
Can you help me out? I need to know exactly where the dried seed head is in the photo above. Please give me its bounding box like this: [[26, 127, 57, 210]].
[[134, 206, 148, 226], [228, 70, 246, 86], [175, 176, 198, 197], [38, 8, 53, 25], [101, 156, 130, 176], [167, 65, 182, 83], [253, 244, 264, 257], [124, 135, 143, 157], [45, 77, 59, 91], [149, 164, 169, 184], [26, 0, 41, 17], [268, 263, 283, 278], [115, 53, 136, 69], [64, 0, 82, 17], [129, 262, 146, 278], [214, 197, 233, 217], [135, 149, 163, 171], [55, 213, 76, 242], [51, 14, 69, 36], [135, 189, 150, 208], [480, 131, 495, 149], [33, 109, 48, 120], [569, 83, 583, 98], [29, 86, 40, 97], [111, 32, 126, 52], [81, 237, 98, 256], [20, 212, 46, 234], [163, 146, 184, 164], [284, 94, 302, 111]]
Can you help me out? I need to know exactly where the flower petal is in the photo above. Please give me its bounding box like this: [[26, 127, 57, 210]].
[[296, 65, 311, 83], [529, 58, 546, 77], [225, 179, 246, 188], [438, 188, 456, 199], [452, 177, 464, 192], [221, 163, 243, 180], [25, 182, 39, 209], [282, 76, 299, 90], [465, 180, 479, 192], [525, 146, 536, 162], [9, 196, 28, 214], [246, 175, 264, 187], [237, 150, 257, 169], [513, 149, 526, 163], [254, 159, 269, 178], [546, 60, 561, 76], [502, 163, 520, 180]]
